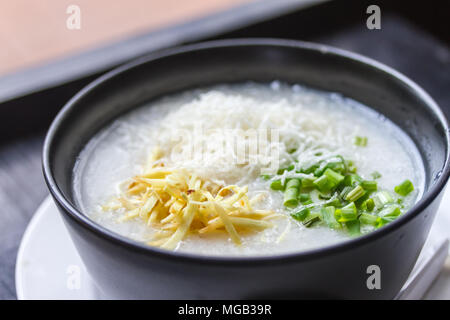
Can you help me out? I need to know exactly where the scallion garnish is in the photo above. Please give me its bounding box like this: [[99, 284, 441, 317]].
[[266, 153, 414, 236], [313, 175, 332, 193], [336, 202, 357, 222], [301, 176, 316, 188], [360, 198, 375, 212], [343, 174, 363, 187], [277, 164, 295, 175], [327, 197, 342, 208], [361, 180, 377, 191], [321, 206, 341, 229], [376, 216, 395, 228], [270, 179, 284, 191], [371, 171, 382, 179], [303, 213, 322, 228], [291, 208, 310, 221], [394, 179, 414, 196], [346, 160, 357, 173], [324, 168, 345, 187], [354, 136, 368, 147], [339, 186, 353, 200], [373, 191, 394, 208], [283, 179, 301, 207], [346, 220, 361, 236], [359, 213, 378, 226], [298, 193, 311, 203], [345, 185, 366, 202], [379, 205, 401, 218]]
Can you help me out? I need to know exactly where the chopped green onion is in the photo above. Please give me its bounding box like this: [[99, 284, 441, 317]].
[[314, 166, 326, 177], [309, 189, 321, 203], [336, 202, 358, 222], [284, 191, 299, 207], [371, 171, 382, 179], [303, 213, 322, 228], [313, 175, 332, 193], [286, 178, 301, 189], [359, 213, 378, 226], [346, 220, 361, 236], [345, 185, 366, 202], [270, 179, 284, 191], [325, 158, 346, 174], [283, 179, 301, 207], [354, 191, 371, 207], [361, 180, 378, 191], [277, 164, 295, 175], [379, 205, 401, 218], [360, 198, 375, 211], [266, 154, 412, 237], [327, 197, 342, 208], [343, 174, 363, 187], [354, 136, 368, 147], [301, 176, 316, 188], [345, 160, 357, 173], [321, 206, 341, 229], [314, 159, 346, 178], [376, 216, 395, 228], [298, 193, 311, 203], [318, 192, 332, 200], [311, 169, 343, 192], [339, 186, 353, 199], [333, 163, 346, 174], [394, 179, 414, 196], [291, 208, 310, 221], [324, 168, 345, 187], [373, 191, 394, 208], [301, 163, 318, 174]]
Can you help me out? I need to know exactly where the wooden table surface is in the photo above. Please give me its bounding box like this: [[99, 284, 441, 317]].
[[0, 0, 250, 76]]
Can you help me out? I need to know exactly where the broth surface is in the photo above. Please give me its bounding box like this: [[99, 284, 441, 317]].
[[73, 82, 424, 256]]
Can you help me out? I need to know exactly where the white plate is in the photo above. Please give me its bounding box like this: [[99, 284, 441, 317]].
[[16, 193, 450, 300], [15, 197, 103, 299]]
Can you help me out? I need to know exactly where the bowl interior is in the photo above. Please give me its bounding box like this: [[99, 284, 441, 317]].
[[46, 40, 448, 224]]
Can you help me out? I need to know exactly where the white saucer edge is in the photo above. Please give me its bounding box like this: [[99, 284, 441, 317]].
[[15, 197, 52, 300], [15, 195, 450, 300]]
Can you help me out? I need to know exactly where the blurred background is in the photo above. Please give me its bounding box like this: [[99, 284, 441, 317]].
[[0, 0, 449, 299]]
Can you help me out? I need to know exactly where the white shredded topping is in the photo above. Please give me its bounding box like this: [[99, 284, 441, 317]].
[[148, 89, 351, 185]]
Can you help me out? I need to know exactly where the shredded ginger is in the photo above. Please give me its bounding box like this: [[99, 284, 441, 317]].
[[102, 147, 275, 250]]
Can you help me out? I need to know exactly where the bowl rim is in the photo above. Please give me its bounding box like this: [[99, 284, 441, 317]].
[[42, 38, 450, 266]]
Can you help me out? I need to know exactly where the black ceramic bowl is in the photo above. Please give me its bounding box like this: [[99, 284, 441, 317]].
[[43, 39, 449, 299]]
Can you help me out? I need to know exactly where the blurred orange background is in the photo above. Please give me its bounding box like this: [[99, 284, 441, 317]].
[[0, 0, 251, 76]]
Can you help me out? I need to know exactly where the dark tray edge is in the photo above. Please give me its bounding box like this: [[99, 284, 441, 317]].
[[0, 0, 326, 103]]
